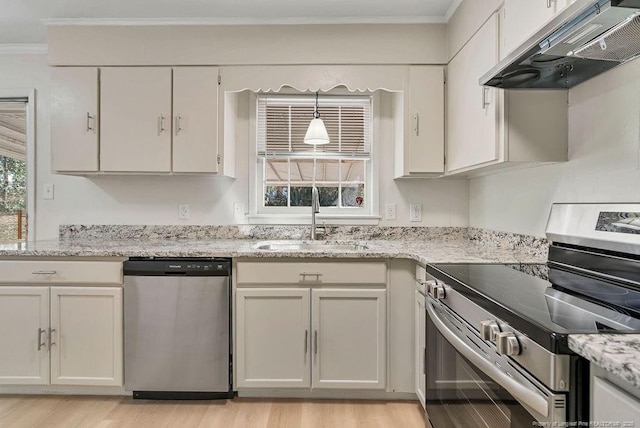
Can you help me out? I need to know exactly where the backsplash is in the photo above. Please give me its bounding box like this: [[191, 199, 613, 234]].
[[59, 225, 550, 258], [59, 225, 468, 241]]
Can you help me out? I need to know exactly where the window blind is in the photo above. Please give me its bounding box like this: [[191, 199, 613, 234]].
[[257, 95, 371, 159]]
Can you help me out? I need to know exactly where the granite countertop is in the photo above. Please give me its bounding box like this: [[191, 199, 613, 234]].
[[0, 238, 546, 264], [569, 334, 640, 389]]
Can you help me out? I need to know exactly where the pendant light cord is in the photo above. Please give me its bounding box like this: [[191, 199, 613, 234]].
[[314, 91, 320, 119]]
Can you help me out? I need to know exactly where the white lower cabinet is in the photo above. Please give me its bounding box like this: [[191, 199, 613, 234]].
[[236, 288, 311, 388], [0, 287, 50, 385], [0, 286, 123, 386], [591, 366, 640, 424], [236, 287, 386, 390], [414, 290, 426, 408]]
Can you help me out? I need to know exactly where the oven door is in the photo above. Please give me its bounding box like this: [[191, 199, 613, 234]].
[[425, 297, 567, 428]]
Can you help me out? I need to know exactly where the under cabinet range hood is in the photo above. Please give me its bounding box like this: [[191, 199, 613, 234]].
[[481, 0, 640, 89]]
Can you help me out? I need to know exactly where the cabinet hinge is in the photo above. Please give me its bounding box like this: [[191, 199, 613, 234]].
[[218, 75, 221, 85], [217, 154, 221, 164]]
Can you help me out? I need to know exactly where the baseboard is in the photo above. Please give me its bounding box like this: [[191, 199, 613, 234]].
[[237, 389, 417, 400], [0, 385, 128, 396]]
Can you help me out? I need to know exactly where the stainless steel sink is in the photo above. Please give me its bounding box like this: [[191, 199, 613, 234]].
[[253, 241, 368, 251]]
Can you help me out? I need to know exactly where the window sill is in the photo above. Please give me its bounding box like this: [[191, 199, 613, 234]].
[[246, 214, 381, 226]]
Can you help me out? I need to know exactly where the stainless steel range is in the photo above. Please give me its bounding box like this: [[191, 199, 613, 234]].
[[424, 203, 640, 427]]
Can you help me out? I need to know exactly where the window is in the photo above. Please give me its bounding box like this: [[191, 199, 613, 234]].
[[254, 94, 374, 219]]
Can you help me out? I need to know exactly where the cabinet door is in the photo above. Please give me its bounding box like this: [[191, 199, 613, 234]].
[[501, 0, 570, 60], [100, 67, 172, 172], [173, 67, 219, 173], [236, 288, 311, 388], [51, 67, 99, 172], [415, 290, 426, 409], [592, 376, 640, 424], [50, 287, 123, 386], [397, 66, 445, 176], [311, 288, 386, 389], [0, 287, 49, 385], [447, 13, 501, 173]]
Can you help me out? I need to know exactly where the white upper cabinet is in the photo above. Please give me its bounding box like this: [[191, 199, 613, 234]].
[[446, 12, 568, 176], [173, 67, 219, 173], [447, 14, 500, 173], [394, 66, 445, 178], [501, 0, 574, 61], [52, 66, 224, 175], [100, 67, 172, 173], [51, 67, 99, 172]]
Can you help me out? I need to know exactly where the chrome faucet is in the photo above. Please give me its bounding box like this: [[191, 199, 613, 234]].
[[310, 187, 325, 240]]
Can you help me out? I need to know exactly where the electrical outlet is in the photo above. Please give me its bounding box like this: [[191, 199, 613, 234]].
[[385, 203, 397, 220], [43, 183, 54, 200], [178, 204, 190, 220], [233, 202, 245, 221], [410, 203, 422, 222]]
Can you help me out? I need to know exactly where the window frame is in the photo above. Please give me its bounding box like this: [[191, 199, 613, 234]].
[[248, 90, 381, 225]]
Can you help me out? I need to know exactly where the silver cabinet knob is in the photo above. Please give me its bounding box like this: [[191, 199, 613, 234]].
[[496, 332, 521, 356]]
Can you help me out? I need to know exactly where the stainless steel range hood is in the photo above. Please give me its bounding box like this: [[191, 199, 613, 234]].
[[481, 0, 640, 89]]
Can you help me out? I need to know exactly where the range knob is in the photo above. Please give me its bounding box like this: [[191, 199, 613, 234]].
[[428, 284, 446, 300], [495, 332, 521, 356], [480, 320, 501, 341]]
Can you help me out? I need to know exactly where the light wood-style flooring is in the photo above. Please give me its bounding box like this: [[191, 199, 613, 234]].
[[0, 396, 430, 428]]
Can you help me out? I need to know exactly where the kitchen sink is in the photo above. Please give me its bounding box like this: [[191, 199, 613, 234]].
[[253, 241, 368, 251]]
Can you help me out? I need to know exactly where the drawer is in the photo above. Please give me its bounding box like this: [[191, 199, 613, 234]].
[[237, 261, 387, 285], [0, 261, 123, 285]]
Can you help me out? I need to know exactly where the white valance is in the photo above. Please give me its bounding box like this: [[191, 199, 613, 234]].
[[219, 65, 408, 94]]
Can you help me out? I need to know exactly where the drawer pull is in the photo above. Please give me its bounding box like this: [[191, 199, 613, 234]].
[[32, 271, 57, 275], [299, 272, 322, 284]]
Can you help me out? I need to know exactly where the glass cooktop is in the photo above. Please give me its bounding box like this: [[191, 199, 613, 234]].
[[427, 263, 640, 352]]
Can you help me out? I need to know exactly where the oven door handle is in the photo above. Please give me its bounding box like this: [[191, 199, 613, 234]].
[[426, 300, 549, 418]]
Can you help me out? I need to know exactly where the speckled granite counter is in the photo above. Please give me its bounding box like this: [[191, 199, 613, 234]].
[[569, 334, 640, 390], [0, 238, 546, 264]]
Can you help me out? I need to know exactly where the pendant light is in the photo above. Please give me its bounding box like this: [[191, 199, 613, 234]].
[[304, 91, 330, 145]]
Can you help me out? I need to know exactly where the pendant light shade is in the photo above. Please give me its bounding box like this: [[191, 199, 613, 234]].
[[304, 92, 330, 145]]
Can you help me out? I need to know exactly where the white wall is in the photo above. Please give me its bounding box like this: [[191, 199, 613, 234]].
[[470, 58, 640, 237], [0, 52, 469, 240]]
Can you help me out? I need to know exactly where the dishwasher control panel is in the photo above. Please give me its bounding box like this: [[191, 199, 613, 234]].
[[124, 258, 231, 276]]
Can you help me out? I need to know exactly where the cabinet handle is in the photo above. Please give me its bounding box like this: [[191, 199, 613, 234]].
[[304, 330, 308, 355], [32, 270, 57, 275], [37, 328, 46, 351], [175, 114, 182, 135], [314, 330, 318, 356], [48, 328, 56, 350], [481, 87, 490, 109], [86, 112, 95, 132], [158, 114, 166, 135], [413, 113, 420, 137], [547, 0, 556, 8], [299, 272, 322, 284]]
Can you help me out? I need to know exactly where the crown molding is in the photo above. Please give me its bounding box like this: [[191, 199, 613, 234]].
[[444, 0, 463, 22], [0, 44, 47, 54], [43, 16, 448, 26]]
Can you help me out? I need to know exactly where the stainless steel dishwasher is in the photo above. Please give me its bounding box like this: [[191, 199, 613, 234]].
[[123, 257, 232, 399]]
